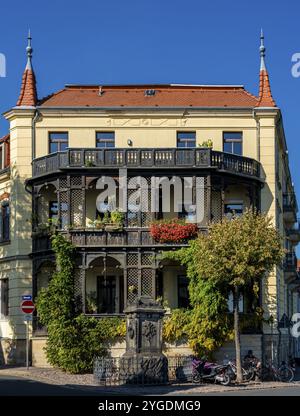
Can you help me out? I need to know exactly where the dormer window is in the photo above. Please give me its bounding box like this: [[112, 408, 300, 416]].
[[145, 89, 156, 96]]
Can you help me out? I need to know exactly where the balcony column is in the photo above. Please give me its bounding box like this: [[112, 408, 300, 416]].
[[221, 177, 225, 219], [206, 174, 211, 225]]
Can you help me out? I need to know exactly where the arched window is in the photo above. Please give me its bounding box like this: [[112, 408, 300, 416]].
[[0, 199, 10, 243]]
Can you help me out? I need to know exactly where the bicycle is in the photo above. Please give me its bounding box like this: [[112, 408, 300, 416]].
[[258, 361, 294, 382]]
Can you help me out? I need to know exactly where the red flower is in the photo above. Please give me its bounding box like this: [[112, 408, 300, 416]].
[[150, 220, 198, 243]]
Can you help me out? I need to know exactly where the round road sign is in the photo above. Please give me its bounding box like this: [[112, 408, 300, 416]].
[[21, 300, 35, 314]]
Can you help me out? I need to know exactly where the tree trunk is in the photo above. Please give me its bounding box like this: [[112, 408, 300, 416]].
[[234, 285, 243, 383]]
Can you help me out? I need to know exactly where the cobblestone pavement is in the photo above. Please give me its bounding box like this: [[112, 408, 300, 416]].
[[1, 366, 300, 395]]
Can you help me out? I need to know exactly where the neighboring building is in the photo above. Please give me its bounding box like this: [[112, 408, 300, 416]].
[[0, 32, 299, 366]]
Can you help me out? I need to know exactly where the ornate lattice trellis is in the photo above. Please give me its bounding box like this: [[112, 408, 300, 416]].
[[71, 189, 83, 227], [141, 268, 153, 297], [127, 268, 139, 304], [211, 190, 222, 222]]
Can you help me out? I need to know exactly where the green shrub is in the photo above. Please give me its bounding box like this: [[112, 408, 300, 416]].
[[36, 233, 125, 373]]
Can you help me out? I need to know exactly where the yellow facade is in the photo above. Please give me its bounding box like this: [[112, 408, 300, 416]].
[[0, 104, 297, 363]]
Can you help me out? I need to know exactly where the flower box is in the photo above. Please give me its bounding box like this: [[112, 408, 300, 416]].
[[150, 220, 198, 244]]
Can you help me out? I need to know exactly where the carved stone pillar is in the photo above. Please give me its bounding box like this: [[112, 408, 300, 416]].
[[120, 296, 168, 384]]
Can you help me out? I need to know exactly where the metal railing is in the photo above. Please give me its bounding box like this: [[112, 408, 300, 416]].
[[284, 251, 298, 271], [94, 355, 193, 386], [32, 148, 260, 179], [283, 193, 298, 212]]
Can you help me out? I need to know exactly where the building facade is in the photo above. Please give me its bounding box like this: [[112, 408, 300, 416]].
[[0, 32, 299, 366]]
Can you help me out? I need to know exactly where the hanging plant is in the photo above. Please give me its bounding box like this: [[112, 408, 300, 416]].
[[150, 219, 198, 244]]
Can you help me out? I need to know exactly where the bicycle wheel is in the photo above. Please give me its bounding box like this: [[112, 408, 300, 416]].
[[278, 367, 294, 383], [258, 366, 271, 381]]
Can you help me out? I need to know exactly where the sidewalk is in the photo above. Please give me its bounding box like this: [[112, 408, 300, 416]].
[[1, 366, 300, 395]]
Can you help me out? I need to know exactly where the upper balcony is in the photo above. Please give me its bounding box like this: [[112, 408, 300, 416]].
[[283, 193, 298, 224], [286, 218, 300, 244], [32, 148, 261, 181]]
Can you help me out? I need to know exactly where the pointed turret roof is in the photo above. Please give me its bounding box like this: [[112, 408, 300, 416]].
[[16, 30, 37, 107], [258, 29, 276, 107]]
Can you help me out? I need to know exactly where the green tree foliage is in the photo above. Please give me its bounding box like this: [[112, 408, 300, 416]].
[[163, 210, 284, 375], [36, 234, 125, 373]]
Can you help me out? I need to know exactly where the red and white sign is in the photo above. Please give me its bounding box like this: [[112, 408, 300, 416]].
[[21, 300, 35, 314]]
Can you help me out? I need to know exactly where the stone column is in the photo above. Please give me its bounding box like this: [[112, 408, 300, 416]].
[[120, 296, 168, 384]]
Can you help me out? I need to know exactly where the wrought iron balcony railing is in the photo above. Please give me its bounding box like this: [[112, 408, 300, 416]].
[[32, 148, 261, 179], [283, 193, 298, 213], [284, 251, 298, 272]]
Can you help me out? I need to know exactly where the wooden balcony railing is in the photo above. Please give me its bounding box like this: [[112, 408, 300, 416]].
[[32, 228, 191, 252], [32, 148, 261, 179]]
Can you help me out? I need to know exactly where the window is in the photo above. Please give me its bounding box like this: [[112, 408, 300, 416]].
[[177, 132, 196, 148], [223, 132, 243, 155], [224, 203, 243, 218], [49, 132, 69, 153], [96, 132, 115, 148], [0, 144, 4, 170], [227, 291, 244, 313], [49, 201, 58, 221], [177, 275, 190, 308], [0, 201, 10, 243], [0, 279, 8, 318]]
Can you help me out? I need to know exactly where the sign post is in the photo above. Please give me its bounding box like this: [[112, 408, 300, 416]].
[[21, 296, 35, 370]]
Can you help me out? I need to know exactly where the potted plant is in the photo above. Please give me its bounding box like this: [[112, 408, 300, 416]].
[[85, 160, 95, 168], [94, 215, 104, 230], [198, 139, 213, 148], [105, 210, 124, 232]]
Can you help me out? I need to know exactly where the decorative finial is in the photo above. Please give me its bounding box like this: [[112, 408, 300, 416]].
[[26, 29, 33, 70], [260, 28, 266, 71]]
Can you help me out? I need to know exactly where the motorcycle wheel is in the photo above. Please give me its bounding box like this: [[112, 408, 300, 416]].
[[278, 367, 294, 383], [220, 371, 231, 386], [192, 373, 201, 383]]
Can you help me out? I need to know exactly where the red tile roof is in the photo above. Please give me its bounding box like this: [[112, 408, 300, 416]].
[[39, 84, 261, 108], [17, 68, 37, 107], [258, 70, 276, 107]]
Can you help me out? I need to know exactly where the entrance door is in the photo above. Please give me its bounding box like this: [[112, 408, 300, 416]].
[[97, 276, 116, 313]]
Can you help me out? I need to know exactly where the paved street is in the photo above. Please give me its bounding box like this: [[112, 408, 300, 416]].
[[1, 373, 300, 396], [0, 375, 100, 396]]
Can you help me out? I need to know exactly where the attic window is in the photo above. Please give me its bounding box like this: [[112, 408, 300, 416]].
[[144, 89, 156, 96]]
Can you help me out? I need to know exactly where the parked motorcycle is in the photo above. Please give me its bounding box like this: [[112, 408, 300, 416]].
[[192, 358, 233, 385]]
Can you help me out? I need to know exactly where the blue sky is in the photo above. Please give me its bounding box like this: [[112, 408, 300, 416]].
[[0, 1, 299, 219]]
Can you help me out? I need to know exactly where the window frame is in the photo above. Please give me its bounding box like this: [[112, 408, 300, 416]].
[[0, 278, 8, 318], [176, 131, 196, 148], [96, 132, 115, 148], [223, 132, 243, 156], [0, 201, 10, 244], [48, 132, 69, 154], [224, 201, 244, 218]]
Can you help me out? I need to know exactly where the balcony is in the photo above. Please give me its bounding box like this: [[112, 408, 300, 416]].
[[286, 219, 300, 244], [284, 251, 298, 283], [32, 228, 191, 253], [283, 193, 297, 223], [32, 148, 261, 180]]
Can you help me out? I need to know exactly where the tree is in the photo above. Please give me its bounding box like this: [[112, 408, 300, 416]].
[[165, 210, 284, 382]]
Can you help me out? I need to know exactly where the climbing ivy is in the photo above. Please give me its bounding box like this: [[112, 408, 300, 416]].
[[36, 233, 125, 374]]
